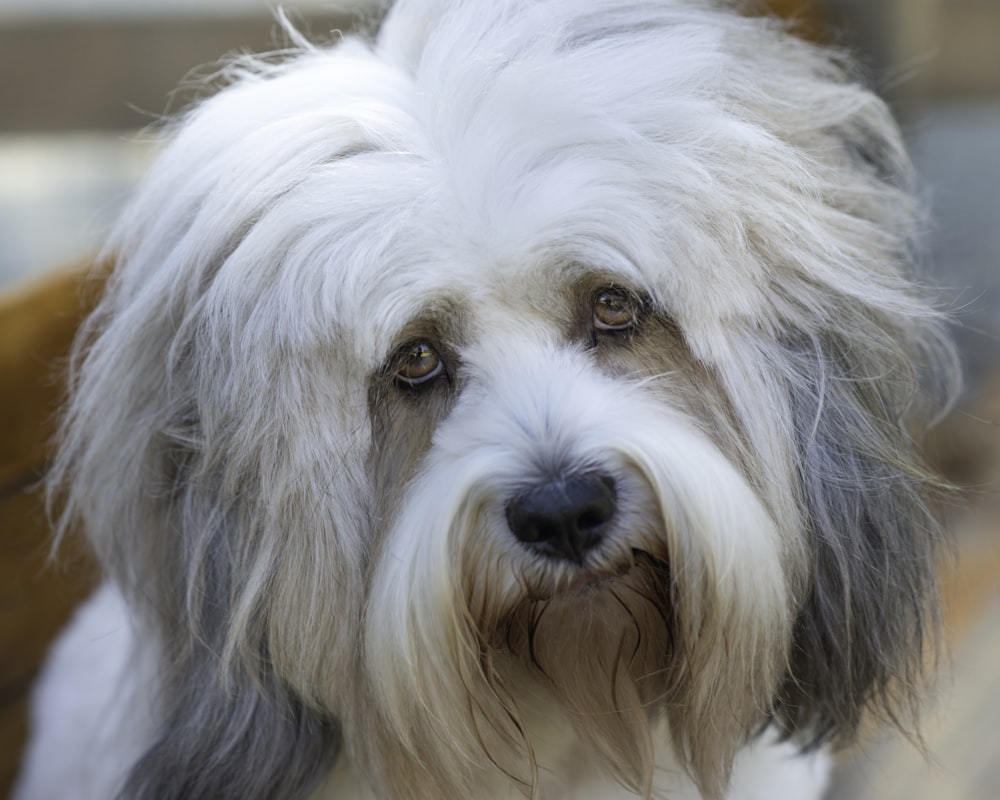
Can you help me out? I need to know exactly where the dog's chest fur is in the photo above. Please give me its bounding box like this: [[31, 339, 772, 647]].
[[314, 677, 831, 800], [22, 585, 830, 800], [316, 732, 831, 800]]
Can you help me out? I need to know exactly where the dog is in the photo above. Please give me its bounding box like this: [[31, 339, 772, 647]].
[[14, 1, 958, 798]]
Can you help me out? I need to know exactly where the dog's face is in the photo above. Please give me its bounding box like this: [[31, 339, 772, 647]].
[[360, 259, 798, 797], [53, 2, 957, 799]]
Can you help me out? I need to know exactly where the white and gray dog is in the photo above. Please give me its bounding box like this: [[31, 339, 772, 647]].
[[16, 1, 958, 798]]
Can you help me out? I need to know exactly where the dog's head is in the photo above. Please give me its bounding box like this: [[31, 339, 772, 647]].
[[52, 2, 957, 799]]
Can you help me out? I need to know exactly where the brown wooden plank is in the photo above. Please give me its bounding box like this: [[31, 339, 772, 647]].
[[0, 266, 103, 795]]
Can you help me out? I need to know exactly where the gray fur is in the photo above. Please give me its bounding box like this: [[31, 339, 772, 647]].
[[774, 321, 954, 745], [121, 655, 339, 800]]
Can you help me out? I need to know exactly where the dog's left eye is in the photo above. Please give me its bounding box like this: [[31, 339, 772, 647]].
[[593, 288, 639, 333], [394, 341, 446, 388]]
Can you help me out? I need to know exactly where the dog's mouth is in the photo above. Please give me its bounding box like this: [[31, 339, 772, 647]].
[[526, 547, 669, 601], [493, 549, 675, 664], [456, 546, 678, 796]]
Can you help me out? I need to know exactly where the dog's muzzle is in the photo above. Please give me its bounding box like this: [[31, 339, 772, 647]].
[[504, 472, 618, 564]]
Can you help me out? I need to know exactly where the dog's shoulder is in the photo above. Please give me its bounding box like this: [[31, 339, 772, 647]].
[[13, 584, 157, 800]]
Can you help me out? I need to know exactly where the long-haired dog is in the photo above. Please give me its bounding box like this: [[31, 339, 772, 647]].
[[15, 1, 958, 798]]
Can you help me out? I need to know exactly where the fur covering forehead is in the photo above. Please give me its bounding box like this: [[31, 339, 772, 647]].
[[47, 1, 957, 799]]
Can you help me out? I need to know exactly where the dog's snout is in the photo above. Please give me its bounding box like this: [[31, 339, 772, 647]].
[[505, 473, 617, 564]]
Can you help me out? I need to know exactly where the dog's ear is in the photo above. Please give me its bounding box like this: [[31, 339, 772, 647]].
[[113, 467, 342, 800], [49, 278, 345, 799], [772, 323, 953, 746], [119, 649, 340, 800]]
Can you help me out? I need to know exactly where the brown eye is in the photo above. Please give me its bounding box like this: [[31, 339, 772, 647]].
[[394, 341, 445, 387], [593, 288, 639, 332]]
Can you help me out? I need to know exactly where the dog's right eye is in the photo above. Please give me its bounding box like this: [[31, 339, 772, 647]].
[[394, 341, 446, 388], [593, 287, 640, 334]]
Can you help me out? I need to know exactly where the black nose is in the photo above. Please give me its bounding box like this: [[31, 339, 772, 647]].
[[505, 472, 617, 564]]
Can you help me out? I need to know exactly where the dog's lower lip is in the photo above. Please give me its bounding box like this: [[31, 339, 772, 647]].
[[551, 553, 644, 595]]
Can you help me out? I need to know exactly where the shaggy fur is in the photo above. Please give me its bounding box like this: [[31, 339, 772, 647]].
[[16, 1, 957, 799]]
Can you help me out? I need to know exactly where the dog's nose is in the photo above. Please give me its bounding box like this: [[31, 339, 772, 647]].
[[505, 473, 617, 564]]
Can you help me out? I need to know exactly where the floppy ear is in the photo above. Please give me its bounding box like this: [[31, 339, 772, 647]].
[[122, 443, 342, 800], [120, 643, 340, 800], [49, 270, 345, 800], [773, 322, 954, 745], [86, 418, 342, 800]]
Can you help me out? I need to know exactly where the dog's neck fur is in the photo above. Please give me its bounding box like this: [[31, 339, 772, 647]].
[[319, 694, 638, 800], [317, 671, 830, 800], [318, 726, 831, 800]]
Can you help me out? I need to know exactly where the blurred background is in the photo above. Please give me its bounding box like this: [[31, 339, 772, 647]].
[[0, 1, 997, 797]]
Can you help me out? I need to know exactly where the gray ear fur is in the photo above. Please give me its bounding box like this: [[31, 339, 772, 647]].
[[119, 653, 340, 800], [773, 326, 953, 746], [113, 480, 342, 800]]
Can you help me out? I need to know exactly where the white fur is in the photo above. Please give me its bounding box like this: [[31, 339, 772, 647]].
[[16, 1, 955, 798], [17, 585, 831, 799], [13, 586, 155, 799]]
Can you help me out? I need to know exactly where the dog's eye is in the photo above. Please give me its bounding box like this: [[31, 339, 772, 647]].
[[593, 288, 639, 333], [394, 341, 445, 388]]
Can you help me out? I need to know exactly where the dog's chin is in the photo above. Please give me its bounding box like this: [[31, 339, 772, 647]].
[[482, 550, 676, 791], [499, 549, 674, 671]]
